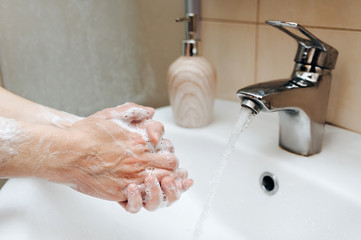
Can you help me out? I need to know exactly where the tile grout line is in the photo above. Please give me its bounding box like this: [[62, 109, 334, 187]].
[[254, 0, 261, 84], [201, 17, 257, 25], [202, 18, 361, 32]]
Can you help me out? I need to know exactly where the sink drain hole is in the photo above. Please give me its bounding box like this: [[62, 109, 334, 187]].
[[260, 172, 278, 195]]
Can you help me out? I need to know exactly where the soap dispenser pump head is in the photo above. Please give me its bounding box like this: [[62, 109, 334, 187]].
[[176, 13, 199, 56]]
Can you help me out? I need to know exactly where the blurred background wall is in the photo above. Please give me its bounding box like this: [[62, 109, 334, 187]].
[[0, 0, 360, 134], [0, 0, 183, 117]]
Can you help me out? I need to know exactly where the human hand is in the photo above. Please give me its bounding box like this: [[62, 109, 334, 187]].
[[0, 87, 193, 209], [41, 103, 193, 213]]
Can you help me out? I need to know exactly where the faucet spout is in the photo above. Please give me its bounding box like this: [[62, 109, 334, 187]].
[[238, 69, 332, 156], [236, 20, 338, 156], [238, 68, 331, 121]]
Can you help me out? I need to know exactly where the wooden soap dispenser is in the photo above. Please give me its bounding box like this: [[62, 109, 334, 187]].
[[167, 11, 217, 128]]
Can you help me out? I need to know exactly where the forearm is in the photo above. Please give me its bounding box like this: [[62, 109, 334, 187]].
[[0, 103, 194, 213], [0, 116, 71, 179], [0, 87, 82, 127]]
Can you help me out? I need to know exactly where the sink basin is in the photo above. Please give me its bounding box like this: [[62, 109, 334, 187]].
[[1, 99, 361, 239]]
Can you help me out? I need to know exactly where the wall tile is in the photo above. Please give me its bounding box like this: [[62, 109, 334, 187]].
[[259, 0, 361, 30], [310, 28, 361, 133], [138, 0, 184, 107], [256, 25, 295, 83], [202, 0, 257, 22], [202, 21, 256, 101]]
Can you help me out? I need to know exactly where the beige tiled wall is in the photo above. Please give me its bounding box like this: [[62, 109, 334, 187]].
[[201, 0, 361, 134]]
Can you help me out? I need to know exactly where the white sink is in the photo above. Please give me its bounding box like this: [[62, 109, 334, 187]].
[[1, 99, 361, 240]]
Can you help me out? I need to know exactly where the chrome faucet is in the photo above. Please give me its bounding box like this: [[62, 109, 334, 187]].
[[237, 21, 338, 156]]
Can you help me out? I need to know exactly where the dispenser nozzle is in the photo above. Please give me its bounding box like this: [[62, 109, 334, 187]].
[[176, 13, 199, 57], [176, 13, 197, 40]]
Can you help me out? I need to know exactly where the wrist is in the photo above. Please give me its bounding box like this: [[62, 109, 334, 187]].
[[30, 125, 85, 183], [0, 118, 44, 178], [0, 119, 76, 180]]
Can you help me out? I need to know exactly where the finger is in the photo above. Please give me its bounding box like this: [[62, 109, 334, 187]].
[[174, 177, 194, 192], [138, 168, 173, 182], [116, 102, 154, 115], [144, 175, 163, 211], [113, 103, 154, 123], [174, 168, 188, 179], [145, 120, 164, 146], [138, 168, 188, 183], [118, 184, 143, 214], [144, 153, 178, 170], [161, 176, 180, 206], [181, 178, 194, 191], [92, 103, 154, 125], [156, 138, 174, 153]]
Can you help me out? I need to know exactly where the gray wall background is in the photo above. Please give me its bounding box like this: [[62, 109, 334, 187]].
[[0, 0, 183, 117]]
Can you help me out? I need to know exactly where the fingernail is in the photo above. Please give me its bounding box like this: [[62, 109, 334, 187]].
[[182, 179, 194, 191]]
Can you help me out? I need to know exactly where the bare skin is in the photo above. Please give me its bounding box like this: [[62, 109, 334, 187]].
[[0, 87, 82, 128], [0, 88, 193, 213]]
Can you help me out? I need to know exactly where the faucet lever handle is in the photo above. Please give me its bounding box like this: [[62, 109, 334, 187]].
[[266, 21, 325, 50], [266, 20, 338, 70]]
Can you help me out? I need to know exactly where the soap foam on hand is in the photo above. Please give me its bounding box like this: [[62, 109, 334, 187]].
[[113, 106, 153, 123], [0, 116, 29, 165], [110, 106, 173, 155], [110, 106, 179, 210], [37, 105, 84, 129]]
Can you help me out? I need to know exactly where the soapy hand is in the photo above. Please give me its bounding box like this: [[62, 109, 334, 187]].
[[47, 103, 193, 213], [0, 87, 193, 212]]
